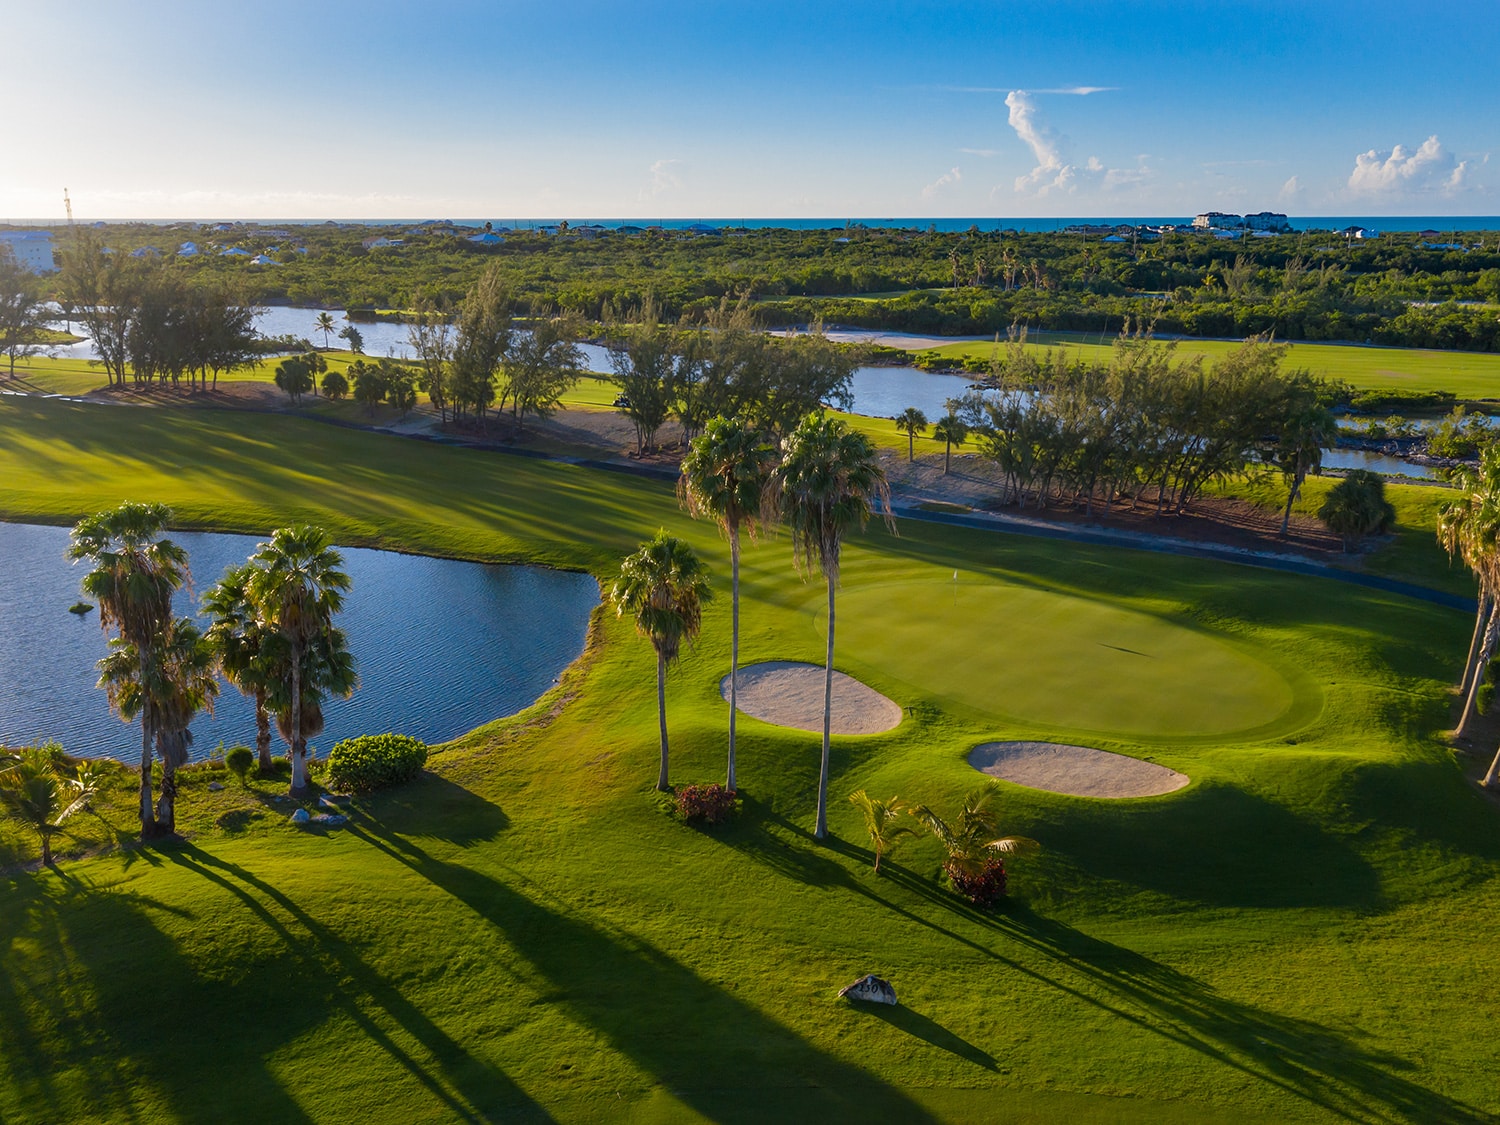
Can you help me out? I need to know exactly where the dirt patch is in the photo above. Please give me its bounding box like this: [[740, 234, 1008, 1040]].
[[723, 661, 902, 735], [968, 741, 1190, 798]]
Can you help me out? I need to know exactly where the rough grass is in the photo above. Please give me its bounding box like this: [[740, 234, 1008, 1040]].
[[921, 334, 1500, 400], [0, 396, 1497, 1123]]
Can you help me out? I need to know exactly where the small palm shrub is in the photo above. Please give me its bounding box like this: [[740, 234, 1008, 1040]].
[[946, 857, 1009, 906], [675, 783, 737, 825], [225, 745, 255, 786], [326, 734, 428, 793], [70, 759, 109, 809], [912, 782, 1039, 908], [1319, 470, 1396, 551]]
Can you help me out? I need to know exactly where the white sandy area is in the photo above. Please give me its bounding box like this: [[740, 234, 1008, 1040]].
[[723, 661, 902, 735], [969, 741, 1190, 798]]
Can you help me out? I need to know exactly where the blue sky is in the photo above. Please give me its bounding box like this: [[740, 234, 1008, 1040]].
[[5, 1, 1497, 219]]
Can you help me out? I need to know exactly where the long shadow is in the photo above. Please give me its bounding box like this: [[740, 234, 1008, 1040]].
[[164, 844, 549, 1123], [0, 870, 317, 1122], [706, 808, 1487, 1123], [345, 813, 940, 1123]]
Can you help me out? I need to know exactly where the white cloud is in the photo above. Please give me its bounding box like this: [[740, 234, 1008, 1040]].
[[944, 85, 1115, 96], [1278, 175, 1302, 202], [1035, 85, 1117, 96], [643, 158, 683, 199], [921, 166, 963, 199], [960, 147, 999, 157], [1348, 135, 1467, 195], [1002, 90, 1145, 196]]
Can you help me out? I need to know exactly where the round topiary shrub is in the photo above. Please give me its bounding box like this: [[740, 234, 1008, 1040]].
[[675, 783, 737, 825], [326, 733, 429, 793], [225, 745, 255, 785]]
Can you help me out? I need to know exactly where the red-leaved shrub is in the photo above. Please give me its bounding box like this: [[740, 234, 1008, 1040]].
[[946, 857, 1008, 906], [675, 783, 737, 825]]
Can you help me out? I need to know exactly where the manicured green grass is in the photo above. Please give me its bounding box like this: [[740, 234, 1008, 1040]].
[[921, 334, 1500, 400], [1, 396, 1497, 1123]]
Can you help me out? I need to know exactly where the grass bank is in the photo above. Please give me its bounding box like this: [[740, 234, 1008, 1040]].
[[0, 398, 1496, 1122]]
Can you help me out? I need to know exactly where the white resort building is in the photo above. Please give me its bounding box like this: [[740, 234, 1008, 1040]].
[[0, 230, 57, 273]]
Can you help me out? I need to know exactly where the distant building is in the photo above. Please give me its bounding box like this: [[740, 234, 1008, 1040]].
[[178, 241, 199, 256], [0, 230, 57, 273], [249, 254, 278, 266], [1193, 212, 1242, 230], [221, 247, 252, 257], [1243, 211, 1291, 232], [467, 232, 504, 245], [130, 246, 161, 258], [361, 236, 403, 249]]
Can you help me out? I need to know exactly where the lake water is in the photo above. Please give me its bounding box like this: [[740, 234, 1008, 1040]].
[[0, 524, 598, 762]]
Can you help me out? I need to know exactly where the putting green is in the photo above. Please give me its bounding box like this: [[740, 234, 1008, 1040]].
[[832, 578, 1298, 739]]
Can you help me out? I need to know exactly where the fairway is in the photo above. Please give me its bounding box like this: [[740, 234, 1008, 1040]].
[[832, 575, 1299, 739]]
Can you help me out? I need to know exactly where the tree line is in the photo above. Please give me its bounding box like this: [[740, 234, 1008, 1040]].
[[916, 332, 1339, 527]]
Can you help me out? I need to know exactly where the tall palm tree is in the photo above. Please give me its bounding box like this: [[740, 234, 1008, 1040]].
[[0, 749, 88, 866], [894, 407, 928, 462], [314, 312, 336, 349], [932, 411, 969, 475], [203, 563, 279, 772], [248, 525, 353, 798], [98, 619, 219, 834], [68, 502, 188, 837], [679, 416, 777, 791], [768, 413, 892, 839], [1437, 445, 1500, 742], [610, 532, 711, 792]]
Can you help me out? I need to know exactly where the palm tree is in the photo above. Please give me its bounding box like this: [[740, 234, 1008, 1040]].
[[98, 619, 219, 834], [912, 782, 1039, 902], [848, 790, 917, 873], [932, 411, 969, 475], [314, 312, 336, 348], [203, 563, 279, 772], [68, 502, 188, 837], [610, 532, 711, 792], [768, 413, 892, 839], [0, 749, 88, 866], [1276, 401, 1338, 536], [678, 416, 777, 791], [1438, 445, 1500, 778], [248, 525, 354, 798], [894, 407, 928, 462]]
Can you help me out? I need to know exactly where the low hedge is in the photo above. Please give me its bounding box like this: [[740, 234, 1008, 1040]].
[[326, 733, 428, 793]]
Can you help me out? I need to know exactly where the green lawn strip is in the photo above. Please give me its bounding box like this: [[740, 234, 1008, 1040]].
[[0, 396, 1497, 1121], [919, 336, 1500, 400]]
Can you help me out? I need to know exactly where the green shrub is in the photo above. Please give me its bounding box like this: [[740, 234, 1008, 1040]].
[[326, 734, 428, 793], [1318, 469, 1396, 551], [225, 745, 255, 785]]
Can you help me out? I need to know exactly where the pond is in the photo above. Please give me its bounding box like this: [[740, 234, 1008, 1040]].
[[0, 524, 599, 762]]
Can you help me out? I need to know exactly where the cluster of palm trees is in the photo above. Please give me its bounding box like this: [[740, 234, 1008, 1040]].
[[68, 505, 355, 839], [613, 410, 892, 839], [1437, 444, 1500, 788]]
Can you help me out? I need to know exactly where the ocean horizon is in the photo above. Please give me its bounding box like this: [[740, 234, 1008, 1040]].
[[5, 216, 1499, 233]]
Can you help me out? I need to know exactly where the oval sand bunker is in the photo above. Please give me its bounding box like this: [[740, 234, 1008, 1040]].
[[969, 741, 1189, 799], [723, 661, 902, 735]]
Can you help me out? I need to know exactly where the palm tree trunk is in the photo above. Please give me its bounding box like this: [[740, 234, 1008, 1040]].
[[656, 652, 670, 792], [1457, 608, 1498, 739], [1460, 595, 1492, 695], [289, 649, 307, 798], [157, 758, 177, 835], [727, 528, 740, 792], [40, 832, 52, 867], [815, 573, 835, 840], [943, 440, 952, 475], [1279, 470, 1304, 537], [138, 717, 156, 836], [255, 689, 273, 772], [1484, 746, 1500, 789]]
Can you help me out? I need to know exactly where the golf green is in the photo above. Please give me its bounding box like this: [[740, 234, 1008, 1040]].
[[833, 577, 1299, 739]]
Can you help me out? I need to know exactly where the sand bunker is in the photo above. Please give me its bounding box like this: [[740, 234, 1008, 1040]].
[[969, 741, 1189, 799], [723, 661, 902, 735]]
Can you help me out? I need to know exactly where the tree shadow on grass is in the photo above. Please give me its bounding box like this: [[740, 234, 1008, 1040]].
[[709, 808, 1487, 1124], [163, 843, 549, 1123], [345, 810, 940, 1123], [0, 868, 318, 1123]]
